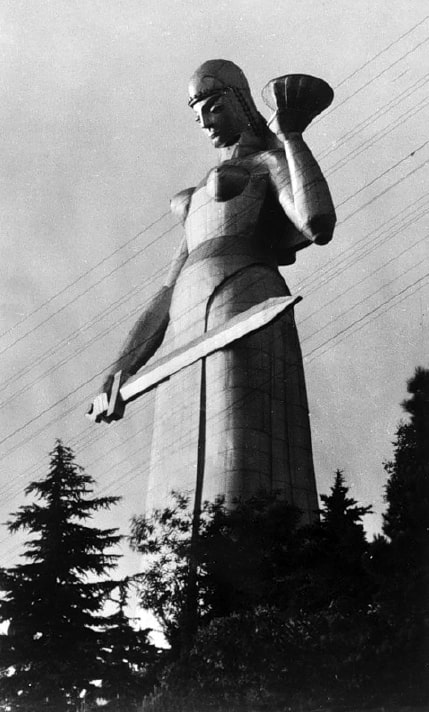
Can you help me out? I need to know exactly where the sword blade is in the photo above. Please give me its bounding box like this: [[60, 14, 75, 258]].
[[120, 295, 301, 403]]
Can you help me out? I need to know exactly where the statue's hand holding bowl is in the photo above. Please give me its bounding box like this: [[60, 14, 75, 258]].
[[262, 74, 334, 138], [267, 109, 310, 140]]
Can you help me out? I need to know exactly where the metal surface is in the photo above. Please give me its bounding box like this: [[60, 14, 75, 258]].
[[122, 295, 301, 402], [86, 295, 301, 421], [89, 60, 337, 524]]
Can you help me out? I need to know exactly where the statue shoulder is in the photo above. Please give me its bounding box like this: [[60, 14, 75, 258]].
[[251, 148, 292, 192], [252, 148, 287, 172], [170, 187, 195, 224]]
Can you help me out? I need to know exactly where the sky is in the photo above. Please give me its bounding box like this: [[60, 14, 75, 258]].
[[0, 0, 428, 622]]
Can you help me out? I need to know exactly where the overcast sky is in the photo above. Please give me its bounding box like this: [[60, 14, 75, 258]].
[[0, 1, 428, 604]]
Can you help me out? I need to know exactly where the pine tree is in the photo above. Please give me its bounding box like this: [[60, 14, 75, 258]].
[[292, 470, 373, 613], [320, 469, 372, 554], [383, 366, 429, 547], [98, 579, 159, 711], [377, 367, 429, 698], [0, 440, 122, 710]]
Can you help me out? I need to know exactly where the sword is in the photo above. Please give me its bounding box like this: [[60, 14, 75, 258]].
[[86, 294, 301, 422]]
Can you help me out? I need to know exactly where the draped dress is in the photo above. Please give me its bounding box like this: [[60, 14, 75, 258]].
[[145, 144, 319, 524]]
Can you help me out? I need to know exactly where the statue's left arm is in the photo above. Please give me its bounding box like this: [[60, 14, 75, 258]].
[[102, 234, 188, 392], [263, 132, 336, 246], [87, 235, 188, 422]]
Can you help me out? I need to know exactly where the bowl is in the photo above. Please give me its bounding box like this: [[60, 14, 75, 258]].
[[261, 74, 334, 132]]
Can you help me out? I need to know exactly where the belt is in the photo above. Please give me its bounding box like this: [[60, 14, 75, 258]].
[[184, 234, 277, 269]]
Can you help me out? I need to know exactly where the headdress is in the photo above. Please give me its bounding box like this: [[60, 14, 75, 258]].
[[188, 59, 264, 137]]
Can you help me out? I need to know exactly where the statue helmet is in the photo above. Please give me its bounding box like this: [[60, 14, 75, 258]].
[[188, 59, 265, 138], [188, 59, 251, 107]]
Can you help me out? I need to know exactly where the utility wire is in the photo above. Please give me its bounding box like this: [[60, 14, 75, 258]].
[[2, 20, 428, 357], [335, 141, 428, 210], [326, 99, 429, 177], [298, 192, 429, 292], [0, 211, 171, 342], [320, 73, 429, 161], [3, 100, 425, 405], [0, 151, 427, 460], [77, 268, 429, 511], [333, 15, 429, 89], [0, 216, 179, 360], [305, 271, 429, 361], [1, 261, 427, 564], [2, 193, 427, 416], [320, 34, 429, 122], [1, 129, 426, 377], [1, 23, 428, 530]]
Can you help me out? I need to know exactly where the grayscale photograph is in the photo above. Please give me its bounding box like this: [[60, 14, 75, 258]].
[[0, 1, 427, 709]]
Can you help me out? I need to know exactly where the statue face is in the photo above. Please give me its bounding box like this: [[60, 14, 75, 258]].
[[192, 93, 243, 148]]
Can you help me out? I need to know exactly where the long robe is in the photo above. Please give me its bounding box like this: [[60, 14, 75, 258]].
[[145, 149, 319, 523]]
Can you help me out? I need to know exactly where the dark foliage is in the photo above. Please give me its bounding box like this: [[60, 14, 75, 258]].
[[129, 491, 301, 654], [370, 367, 429, 700], [142, 604, 402, 712], [383, 366, 429, 546], [98, 580, 160, 711], [0, 440, 155, 710], [136, 475, 382, 711], [129, 491, 194, 651], [134, 382, 429, 712], [291, 469, 373, 613], [197, 493, 302, 617]]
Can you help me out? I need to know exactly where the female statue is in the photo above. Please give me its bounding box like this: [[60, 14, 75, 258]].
[[90, 60, 336, 524]]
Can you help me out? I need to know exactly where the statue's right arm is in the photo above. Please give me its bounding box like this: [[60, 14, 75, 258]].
[[101, 234, 189, 398], [89, 187, 194, 422]]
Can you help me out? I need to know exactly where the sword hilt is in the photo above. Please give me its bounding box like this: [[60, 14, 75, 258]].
[[86, 370, 125, 423]]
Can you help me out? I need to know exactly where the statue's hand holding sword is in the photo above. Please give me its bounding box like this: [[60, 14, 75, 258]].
[[86, 295, 301, 423]]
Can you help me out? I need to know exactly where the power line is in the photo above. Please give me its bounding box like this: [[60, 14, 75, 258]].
[[302, 225, 428, 326], [1, 261, 427, 560], [1, 22, 428, 528], [304, 250, 428, 344], [320, 34, 429, 122], [307, 275, 429, 364], [305, 271, 429, 361], [0, 216, 180, 360], [333, 15, 429, 89], [0, 211, 171, 343], [2, 227, 427, 494], [0, 268, 169, 409], [2, 128, 426, 386], [301, 202, 429, 295], [320, 73, 429, 161], [0, 153, 426, 461], [2, 19, 428, 360], [337, 158, 429, 225], [325, 98, 429, 177], [2, 193, 427, 418], [335, 141, 429, 210], [82, 268, 429, 510]]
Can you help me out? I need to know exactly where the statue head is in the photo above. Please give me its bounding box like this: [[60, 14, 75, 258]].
[[188, 59, 264, 149]]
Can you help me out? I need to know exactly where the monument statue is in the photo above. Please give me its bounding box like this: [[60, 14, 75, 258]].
[[88, 60, 336, 524]]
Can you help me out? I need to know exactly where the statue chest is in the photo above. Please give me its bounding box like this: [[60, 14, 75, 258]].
[[183, 162, 269, 252]]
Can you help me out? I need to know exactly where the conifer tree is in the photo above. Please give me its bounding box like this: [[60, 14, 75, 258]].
[[378, 367, 429, 696], [293, 470, 372, 613], [383, 366, 429, 548], [98, 579, 159, 711], [0, 440, 122, 710], [320, 469, 372, 548]]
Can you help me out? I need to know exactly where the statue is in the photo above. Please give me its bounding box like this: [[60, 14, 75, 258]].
[[88, 60, 336, 524]]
